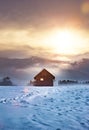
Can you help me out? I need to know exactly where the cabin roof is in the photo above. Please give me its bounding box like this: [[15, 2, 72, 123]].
[[34, 69, 55, 79]]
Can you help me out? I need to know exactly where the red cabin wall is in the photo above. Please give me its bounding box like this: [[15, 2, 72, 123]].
[[34, 78, 54, 86]]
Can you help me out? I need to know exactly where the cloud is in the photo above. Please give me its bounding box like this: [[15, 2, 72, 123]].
[[0, 56, 44, 85], [0, 57, 44, 69], [61, 58, 89, 80], [0, 56, 69, 84], [0, 0, 88, 30], [0, 45, 35, 58], [0, 56, 89, 84], [0, 43, 56, 59], [0, 56, 68, 70]]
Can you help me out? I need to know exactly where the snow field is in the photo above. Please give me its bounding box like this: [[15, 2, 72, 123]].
[[0, 85, 89, 130]]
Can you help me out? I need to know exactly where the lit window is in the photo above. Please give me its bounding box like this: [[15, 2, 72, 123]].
[[40, 78, 44, 81]]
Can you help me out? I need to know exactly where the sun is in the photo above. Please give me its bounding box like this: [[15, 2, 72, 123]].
[[52, 30, 76, 54], [44, 29, 84, 55]]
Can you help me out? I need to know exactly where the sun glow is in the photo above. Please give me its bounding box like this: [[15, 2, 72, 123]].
[[44, 29, 87, 55], [0, 28, 88, 57]]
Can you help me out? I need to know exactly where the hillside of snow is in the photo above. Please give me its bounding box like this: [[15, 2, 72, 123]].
[[0, 85, 89, 130]]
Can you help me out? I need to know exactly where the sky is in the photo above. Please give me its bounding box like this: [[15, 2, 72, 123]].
[[0, 0, 89, 85]]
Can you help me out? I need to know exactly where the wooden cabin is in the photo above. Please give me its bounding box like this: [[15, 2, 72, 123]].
[[33, 69, 55, 86]]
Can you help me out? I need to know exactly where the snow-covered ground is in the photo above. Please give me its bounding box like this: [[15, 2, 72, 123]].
[[0, 85, 89, 130]]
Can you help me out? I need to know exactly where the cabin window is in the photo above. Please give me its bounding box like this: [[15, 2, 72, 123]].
[[40, 78, 44, 81]]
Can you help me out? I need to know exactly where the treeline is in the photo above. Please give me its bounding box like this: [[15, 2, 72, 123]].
[[58, 80, 89, 85], [0, 77, 14, 86], [58, 80, 78, 85], [0, 77, 89, 86]]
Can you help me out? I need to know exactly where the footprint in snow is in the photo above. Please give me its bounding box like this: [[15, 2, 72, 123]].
[[75, 97, 81, 100], [56, 128, 61, 130], [58, 113, 62, 116]]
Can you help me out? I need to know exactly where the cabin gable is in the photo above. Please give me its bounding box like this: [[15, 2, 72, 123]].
[[33, 69, 55, 86]]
